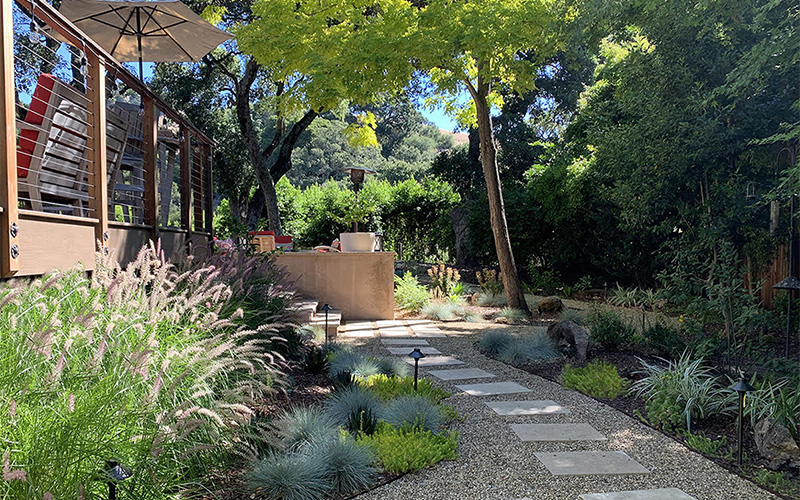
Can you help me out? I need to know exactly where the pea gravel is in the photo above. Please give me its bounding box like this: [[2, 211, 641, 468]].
[[341, 321, 781, 500]]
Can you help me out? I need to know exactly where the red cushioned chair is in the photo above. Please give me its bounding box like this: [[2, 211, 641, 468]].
[[16, 74, 128, 215]]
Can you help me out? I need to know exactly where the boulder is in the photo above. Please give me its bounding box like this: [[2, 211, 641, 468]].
[[537, 296, 564, 314], [547, 320, 589, 362], [754, 418, 800, 470]]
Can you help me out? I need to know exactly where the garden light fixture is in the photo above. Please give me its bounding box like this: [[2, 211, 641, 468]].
[[104, 460, 133, 500], [321, 303, 332, 344], [409, 348, 426, 391], [773, 275, 800, 359], [731, 376, 755, 467]]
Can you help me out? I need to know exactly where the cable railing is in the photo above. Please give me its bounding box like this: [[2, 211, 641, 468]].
[[3, 0, 214, 276]]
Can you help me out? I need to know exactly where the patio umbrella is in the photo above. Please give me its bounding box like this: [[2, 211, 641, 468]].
[[58, 0, 233, 79]]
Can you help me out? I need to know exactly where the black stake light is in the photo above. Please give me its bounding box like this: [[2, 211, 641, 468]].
[[409, 348, 426, 391], [732, 376, 755, 467], [105, 460, 133, 500], [321, 303, 332, 344]]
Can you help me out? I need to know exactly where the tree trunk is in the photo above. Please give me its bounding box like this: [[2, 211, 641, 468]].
[[472, 89, 530, 315], [245, 187, 265, 230], [450, 206, 474, 267]]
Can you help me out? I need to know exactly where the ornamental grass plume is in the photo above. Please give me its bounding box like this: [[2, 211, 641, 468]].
[[0, 242, 291, 498]]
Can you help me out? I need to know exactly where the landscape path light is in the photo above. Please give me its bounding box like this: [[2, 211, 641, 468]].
[[772, 275, 800, 359], [732, 376, 755, 467], [104, 459, 133, 500], [321, 303, 333, 344], [409, 348, 426, 391]]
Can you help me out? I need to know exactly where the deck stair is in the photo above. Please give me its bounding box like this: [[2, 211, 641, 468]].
[[308, 307, 342, 341], [289, 298, 342, 340]]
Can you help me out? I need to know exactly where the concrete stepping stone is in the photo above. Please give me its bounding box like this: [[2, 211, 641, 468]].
[[380, 329, 414, 338], [386, 347, 442, 355], [413, 332, 446, 338], [455, 381, 532, 396], [380, 338, 430, 345], [405, 320, 434, 326], [376, 320, 405, 327], [341, 330, 375, 338], [534, 451, 650, 476], [427, 368, 496, 380], [510, 423, 606, 442], [579, 489, 696, 500], [342, 322, 373, 331], [485, 400, 570, 416], [404, 355, 464, 367]]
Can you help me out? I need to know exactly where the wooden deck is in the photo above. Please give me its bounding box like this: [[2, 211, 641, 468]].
[[1, 0, 213, 276]]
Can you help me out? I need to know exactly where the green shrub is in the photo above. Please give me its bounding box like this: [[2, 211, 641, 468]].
[[476, 330, 514, 356], [358, 374, 450, 403], [526, 266, 562, 295], [383, 396, 445, 433], [682, 431, 728, 457], [311, 435, 377, 495], [394, 272, 430, 312], [358, 422, 459, 473], [247, 450, 330, 500], [275, 407, 338, 451], [631, 353, 730, 433], [325, 386, 382, 436], [375, 356, 412, 377], [643, 323, 685, 358], [476, 268, 504, 294], [562, 361, 629, 399], [498, 333, 560, 365], [586, 307, 635, 349]]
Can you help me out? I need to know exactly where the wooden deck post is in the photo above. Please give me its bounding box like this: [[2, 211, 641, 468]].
[[204, 144, 213, 236], [86, 50, 108, 252], [179, 125, 192, 249], [142, 96, 159, 241], [193, 142, 203, 232], [0, 0, 18, 276]]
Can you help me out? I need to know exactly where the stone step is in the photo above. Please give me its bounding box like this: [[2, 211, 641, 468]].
[[578, 489, 696, 500], [308, 309, 341, 340], [455, 381, 533, 397], [386, 346, 442, 356], [534, 451, 650, 476], [427, 368, 496, 381], [287, 299, 319, 324], [485, 400, 570, 416], [510, 423, 606, 442]]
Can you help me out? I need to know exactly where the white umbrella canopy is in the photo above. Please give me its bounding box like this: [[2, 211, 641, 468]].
[[58, 0, 233, 78]]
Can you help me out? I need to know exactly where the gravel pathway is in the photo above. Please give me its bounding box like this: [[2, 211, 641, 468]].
[[342, 321, 780, 500]]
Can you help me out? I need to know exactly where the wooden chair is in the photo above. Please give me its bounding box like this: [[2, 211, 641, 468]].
[[16, 73, 128, 216]]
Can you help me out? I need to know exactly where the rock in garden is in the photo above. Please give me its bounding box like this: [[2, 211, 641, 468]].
[[754, 418, 800, 470], [537, 296, 563, 314], [547, 320, 589, 362]]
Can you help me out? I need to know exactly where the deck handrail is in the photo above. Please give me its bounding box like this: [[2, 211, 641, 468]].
[[2, 0, 215, 277]]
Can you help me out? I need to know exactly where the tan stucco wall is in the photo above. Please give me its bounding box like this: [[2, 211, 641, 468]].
[[274, 252, 395, 320]]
